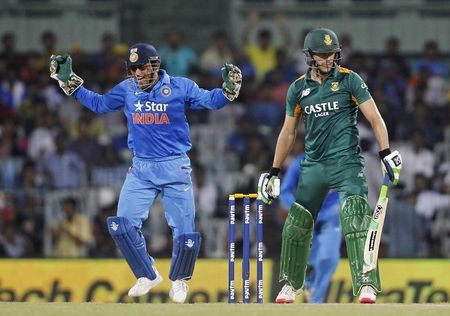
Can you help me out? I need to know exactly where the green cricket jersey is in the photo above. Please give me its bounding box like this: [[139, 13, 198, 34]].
[[286, 65, 371, 161]]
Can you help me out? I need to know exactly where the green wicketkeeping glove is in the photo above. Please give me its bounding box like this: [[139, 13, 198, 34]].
[[49, 54, 84, 95], [221, 63, 242, 101]]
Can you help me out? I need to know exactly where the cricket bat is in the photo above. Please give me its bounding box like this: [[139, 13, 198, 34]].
[[363, 174, 390, 273]]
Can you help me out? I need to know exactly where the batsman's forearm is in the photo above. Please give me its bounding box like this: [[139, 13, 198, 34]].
[[272, 127, 296, 168], [371, 116, 390, 151]]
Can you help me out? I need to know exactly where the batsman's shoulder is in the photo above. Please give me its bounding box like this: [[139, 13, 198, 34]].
[[290, 74, 307, 90], [294, 74, 306, 82], [337, 66, 352, 74]]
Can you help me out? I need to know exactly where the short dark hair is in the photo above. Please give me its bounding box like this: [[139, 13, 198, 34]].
[[61, 197, 77, 208]]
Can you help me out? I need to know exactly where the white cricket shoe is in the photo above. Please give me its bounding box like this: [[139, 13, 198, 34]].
[[128, 268, 163, 297], [275, 283, 303, 303], [169, 280, 189, 303], [359, 285, 377, 304]]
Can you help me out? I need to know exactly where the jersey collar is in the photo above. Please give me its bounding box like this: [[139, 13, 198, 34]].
[[153, 69, 170, 90]]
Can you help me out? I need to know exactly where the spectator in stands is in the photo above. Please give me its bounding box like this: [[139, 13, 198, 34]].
[[50, 197, 92, 257], [247, 83, 284, 131], [385, 189, 425, 258], [397, 128, 435, 192], [338, 33, 353, 67], [376, 36, 409, 78], [90, 145, 128, 189], [373, 58, 407, 119], [193, 164, 218, 220], [26, 104, 56, 161], [241, 11, 291, 82], [413, 173, 450, 256], [0, 224, 28, 257], [0, 32, 21, 70], [412, 41, 449, 78], [396, 102, 439, 144], [0, 63, 27, 111], [38, 30, 58, 71], [408, 40, 449, 110], [200, 30, 234, 77], [37, 133, 86, 189], [159, 29, 198, 77], [288, 29, 311, 76], [69, 118, 104, 169]]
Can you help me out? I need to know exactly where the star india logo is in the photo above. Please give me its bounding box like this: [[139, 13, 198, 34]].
[[185, 239, 195, 248], [324, 34, 333, 46], [110, 221, 119, 231]]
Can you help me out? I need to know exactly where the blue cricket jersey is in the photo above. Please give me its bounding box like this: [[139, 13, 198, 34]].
[[279, 154, 340, 222], [73, 69, 229, 158]]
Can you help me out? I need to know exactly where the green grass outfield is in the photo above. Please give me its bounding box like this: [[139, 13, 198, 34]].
[[0, 303, 449, 316]]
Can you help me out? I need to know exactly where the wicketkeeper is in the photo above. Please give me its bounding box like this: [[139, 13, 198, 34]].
[[49, 43, 242, 303], [258, 28, 402, 304]]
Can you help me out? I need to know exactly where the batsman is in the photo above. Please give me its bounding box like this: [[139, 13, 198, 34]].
[[258, 28, 402, 303]]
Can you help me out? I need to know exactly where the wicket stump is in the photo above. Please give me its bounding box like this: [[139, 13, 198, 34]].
[[228, 193, 263, 303]]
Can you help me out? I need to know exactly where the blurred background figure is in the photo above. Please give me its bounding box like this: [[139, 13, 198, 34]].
[[50, 197, 92, 257], [159, 29, 198, 77]]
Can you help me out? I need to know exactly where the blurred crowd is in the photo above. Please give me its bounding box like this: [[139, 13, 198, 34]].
[[0, 13, 449, 260]]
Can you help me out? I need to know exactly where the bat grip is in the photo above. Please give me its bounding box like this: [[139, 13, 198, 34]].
[[382, 173, 390, 186]]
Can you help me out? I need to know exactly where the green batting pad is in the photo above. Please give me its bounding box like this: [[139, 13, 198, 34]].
[[341, 195, 381, 294], [279, 203, 313, 290]]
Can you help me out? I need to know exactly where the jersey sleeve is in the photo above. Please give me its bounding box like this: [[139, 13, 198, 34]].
[[348, 71, 372, 106], [183, 78, 229, 110], [73, 81, 127, 114], [285, 82, 301, 117]]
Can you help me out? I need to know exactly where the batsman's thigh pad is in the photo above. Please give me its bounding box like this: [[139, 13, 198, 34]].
[[279, 203, 314, 290], [107, 216, 157, 280], [340, 196, 381, 294], [169, 232, 201, 281]]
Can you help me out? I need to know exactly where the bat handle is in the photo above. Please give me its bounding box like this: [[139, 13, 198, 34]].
[[383, 173, 390, 186]]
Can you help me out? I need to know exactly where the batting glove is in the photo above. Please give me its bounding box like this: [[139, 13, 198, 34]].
[[221, 63, 242, 101], [379, 148, 402, 186], [258, 168, 281, 205], [50, 54, 84, 95]]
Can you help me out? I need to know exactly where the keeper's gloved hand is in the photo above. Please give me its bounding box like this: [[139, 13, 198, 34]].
[[49, 54, 84, 95], [221, 63, 242, 101], [258, 168, 281, 205], [379, 148, 402, 185]]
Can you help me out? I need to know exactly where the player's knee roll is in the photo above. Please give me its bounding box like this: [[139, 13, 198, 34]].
[[107, 216, 134, 236], [340, 196, 372, 234], [283, 202, 314, 239]]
